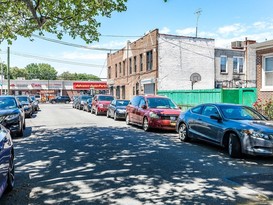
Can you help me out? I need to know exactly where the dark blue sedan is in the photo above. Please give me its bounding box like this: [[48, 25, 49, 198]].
[[107, 99, 130, 120], [176, 103, 273, 158], [0, 125, 14, 198]]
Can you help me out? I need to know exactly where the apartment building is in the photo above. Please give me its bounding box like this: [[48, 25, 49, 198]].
[[107, 29, 215, 100]]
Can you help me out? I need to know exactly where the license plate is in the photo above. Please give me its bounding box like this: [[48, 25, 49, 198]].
[[170, 122, 176, 126]]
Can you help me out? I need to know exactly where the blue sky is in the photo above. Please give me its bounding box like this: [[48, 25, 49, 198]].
[[1, 0, 273, 79]]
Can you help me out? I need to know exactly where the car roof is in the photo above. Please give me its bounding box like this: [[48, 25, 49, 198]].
[[195, 103, 249, 108]]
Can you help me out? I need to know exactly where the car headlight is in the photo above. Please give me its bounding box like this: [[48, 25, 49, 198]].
[[242, 129, 271, 140], [149, 112, 160, 119], [5, 113, 20, 120]]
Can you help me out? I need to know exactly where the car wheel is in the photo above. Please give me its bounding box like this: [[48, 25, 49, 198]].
[[23, 119, 26, 130], [6, 153, 15, 192], [143, 117, 150, 131], [114, 112, 117, 121], [91, 106, 94, 114], [17, 123, 24, 137], [228, 133, 242, 158], [126, 114, 131, 125], [106, 110, 110, 118], [178, 123, 190, 142], [52, 101, 56, 104], [95, 108, 99, 116]]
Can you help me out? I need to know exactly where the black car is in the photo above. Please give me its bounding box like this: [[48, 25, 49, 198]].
[[0, 96, 25, 137], [107, 99, 130, 120], [176, 103, 273, 158], [16, 95, 33, 118], [29, 95, 40, 111], [83, 98, 93, 112], [50, 96, 71, 104], [75, 95, 92, 110]]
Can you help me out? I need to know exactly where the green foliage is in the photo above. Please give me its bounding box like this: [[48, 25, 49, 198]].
[[10, 67, 27, 79], [0, 0, 128, 44], [58, 71, 101, 81], [25, 63, 58, 80], [253, 98, 273, 119]]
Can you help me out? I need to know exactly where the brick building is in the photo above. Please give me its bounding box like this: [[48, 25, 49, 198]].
[[249, 40, 273, 101], [107, 29, 215, 100]]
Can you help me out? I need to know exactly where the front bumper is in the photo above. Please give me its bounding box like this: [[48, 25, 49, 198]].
[[148, 119, 177, 131], [242, 135, 273, 156]]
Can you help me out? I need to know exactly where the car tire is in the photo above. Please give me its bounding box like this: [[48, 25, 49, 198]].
[[6, 153, 15, 192], [143, 117, 150, 132], [52, 101, 56, 104], [106, 110, 110, 118], [91, 106, 94, 114], [23, 119, 26, 130], [114, 112, 117, 121], [178, 123, 190, 142], [17, 123, 24, 137], [126, 114, 130, 125], [228, 133, 242, 158], [95, 108, 99, 116]]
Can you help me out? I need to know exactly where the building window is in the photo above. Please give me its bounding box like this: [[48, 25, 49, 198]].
[[108, 66, 111, 79], [119, 62, 122, 74], [220, 56, 227, 73], [116, 86, 120, 99], [146, 50, 153, 71], [115, 64, 117, 78], [263, 56, 273, 87], [140, 54, 143, 71], [134, 56, 137, 73], [123, 60, 126, 76], [133, 86, 135, 95], [122, 85, 125, 99], [233, 57, 244, 74], [129, 58, 132, 74], [136, 82, 139, 95]]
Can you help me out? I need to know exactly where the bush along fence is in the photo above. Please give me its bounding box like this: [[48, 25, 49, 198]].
[[253, 98, 273, 120], [157, 88, 257, 112]]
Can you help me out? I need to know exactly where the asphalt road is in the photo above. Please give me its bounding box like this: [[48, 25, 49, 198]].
[[1, 103, 273, 205]]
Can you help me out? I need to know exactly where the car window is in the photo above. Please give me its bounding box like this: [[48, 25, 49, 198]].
[[116, 100, 129, 106], [0, 98, 17, 109], [98, 96, 114, 101], [147, 97, 178, 109], [139, 98, 146, 108], [202, 105, 219, 117], [17, 96, 30, 103], [220, 106, 266, 120], [191, 105, 203, 114], [131, 96, 140, 106]]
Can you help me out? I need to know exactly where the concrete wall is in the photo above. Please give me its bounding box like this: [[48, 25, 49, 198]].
[[157, 35, 215, 90]]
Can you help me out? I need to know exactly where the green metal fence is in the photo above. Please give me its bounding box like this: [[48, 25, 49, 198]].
[[157, 88, 257, 111]]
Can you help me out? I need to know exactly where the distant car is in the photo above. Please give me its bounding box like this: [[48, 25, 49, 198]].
[[72, 96, 79, 108], [176, 103, 273, 158], [50, 96, 71, 104], [107, 99, 130, 120], [91, 94, 114, 115], [0, 96, 25, 137], [83, 98, 93, 112], [29, 95, 40, 111], [16, 95, 33, 118], [126, 95, 181, 131], [75, 95, 92, 110], [0, 124, 14, 198]]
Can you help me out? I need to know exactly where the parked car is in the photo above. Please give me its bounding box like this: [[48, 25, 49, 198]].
[[75, 95, 92, 110], [49, 96, 71, 104], [176, 103, 273, 158], [16, 95, 33, 118], [83, 98, 93, 112], [0, 96, 25, 137], [91, 94, 114, 115], [107, 99, 130, 120], [72, 96, 79, 108], [126, 95, 181, 131], [0, 124, 14, 198], [29, 95, 40, 111]]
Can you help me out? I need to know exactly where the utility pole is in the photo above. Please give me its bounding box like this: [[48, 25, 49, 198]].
[[7, 47, 10, 95], [195, 8, 202, 38]]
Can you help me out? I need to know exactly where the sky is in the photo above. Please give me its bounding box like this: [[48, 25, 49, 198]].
[[1, 0, 273, 79]]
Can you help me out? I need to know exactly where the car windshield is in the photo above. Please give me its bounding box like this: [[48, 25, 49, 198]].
[[220, 105, 266, 120], [147, 97, 178, 109], [116, 100, 129, 106], [0, 98, 17, 109], [98, 96, 114, 101], [17, 96, 30, 103], [81, 96, 92, 101]]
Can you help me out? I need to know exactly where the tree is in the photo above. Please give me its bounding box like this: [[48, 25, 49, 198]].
[[58, 71, 101, 81], [0, 0, 127, 44], [25, 63, 57, 80], [10, 66, 27, 79]]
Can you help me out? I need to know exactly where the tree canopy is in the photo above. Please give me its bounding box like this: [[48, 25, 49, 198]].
[[25, 63, 58, 80], [0, 0, 127, 44]]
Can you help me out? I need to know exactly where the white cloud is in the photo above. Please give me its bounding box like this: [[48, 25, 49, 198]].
[[217, 23, 246, 36], [176, 27, 195, 36], [61, 51, 107, 61], [160, 27, 171, 34]]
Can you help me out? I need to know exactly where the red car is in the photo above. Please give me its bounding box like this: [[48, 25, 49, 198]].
[[91, 94, 114, 115], [126, 95, 181, 131]]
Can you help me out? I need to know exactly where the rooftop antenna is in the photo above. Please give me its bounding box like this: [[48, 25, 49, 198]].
[[195, 8, 202, 38]]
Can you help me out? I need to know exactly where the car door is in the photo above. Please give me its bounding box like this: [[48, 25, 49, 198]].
[[109, 100, 116, 117], [198, 105, 223, 144], [136, 97, 146, 125]]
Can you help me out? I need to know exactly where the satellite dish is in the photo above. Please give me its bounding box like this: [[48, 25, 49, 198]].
[[190, 73, 201, 89]]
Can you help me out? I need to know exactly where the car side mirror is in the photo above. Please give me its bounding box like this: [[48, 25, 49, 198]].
[[141, 105, 147, 109], [210, 114, 222, 121]]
